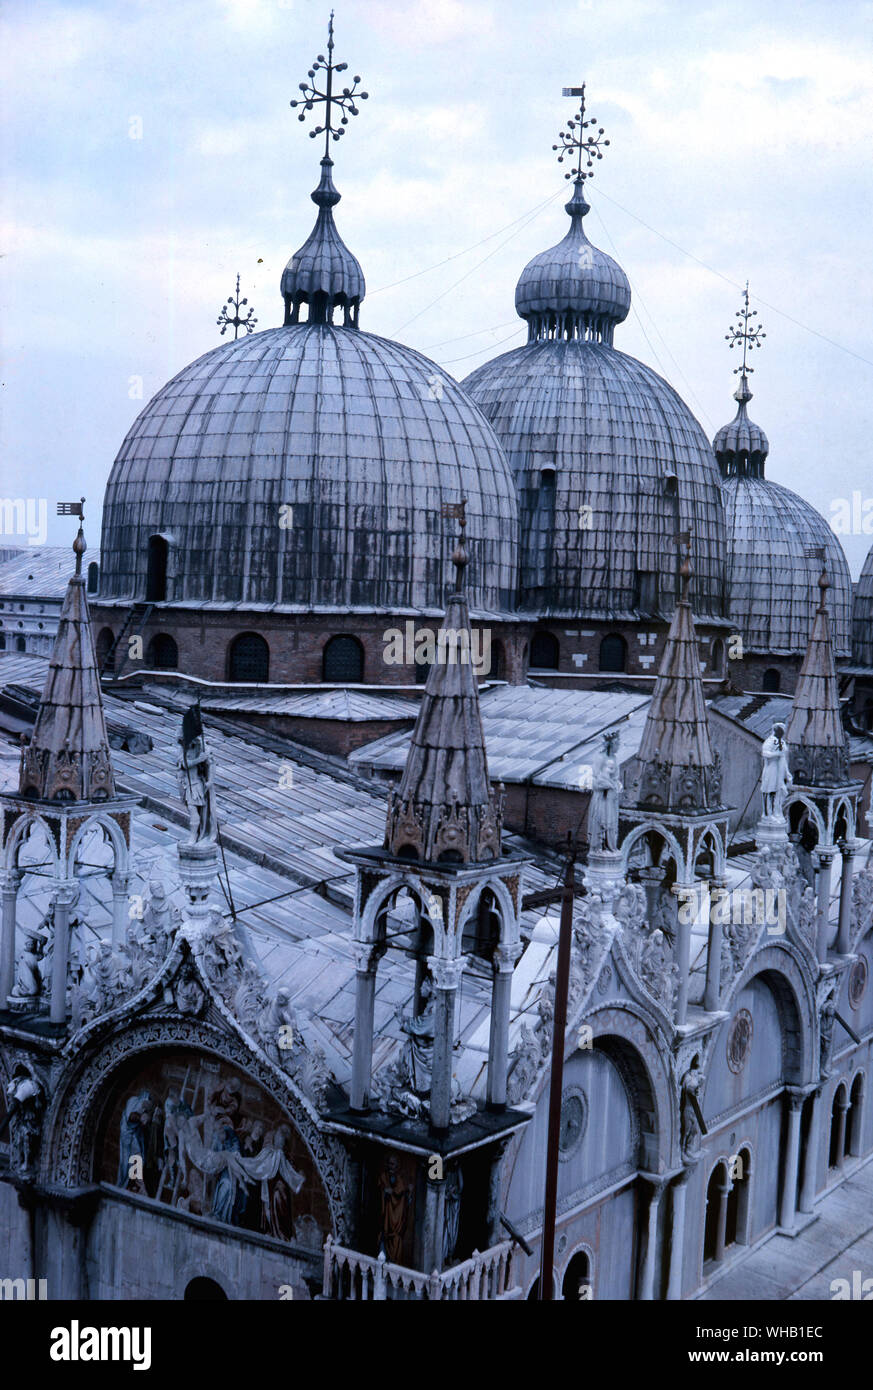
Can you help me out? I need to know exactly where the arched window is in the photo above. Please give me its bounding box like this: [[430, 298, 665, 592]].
[[415, 655, 432, 685], [462, 889, 500, 960], [711, 638, 725, 674], [530, 630, 559, 670], [228, 632, 269, 683], [184, 1277, 228, 1301], [488, 639, 505, 681], [15, 636, 26, 653], [599, 633, 627, 673], [847, 1074, 864, 1159], [703, 1162, 727, 1264], [828, 1084, 848, 1170], [87, 561, 99, 594], [762, 668, 781, 693], [146, 535, 168, 603], [0, 633, 5, 650], [561, 1251, 591, 1301], [96, 627, 115, 670], [322, 634, 364, 683], [147, 633, 178, 670], [724, 1148, 752, 1248]]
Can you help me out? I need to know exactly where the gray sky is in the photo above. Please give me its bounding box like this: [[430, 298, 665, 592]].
[[2, 0, 871, 574]]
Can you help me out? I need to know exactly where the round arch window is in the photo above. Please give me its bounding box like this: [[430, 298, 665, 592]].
[[530, 630, 559, 670], [322, 634, 364, 683], [762, 668, 781, 692], [599, 633, 627, 673], [228, 632, 269, 683]]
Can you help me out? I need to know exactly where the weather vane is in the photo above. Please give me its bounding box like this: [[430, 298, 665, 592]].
[[290, 11, 368, 161], [553, 84, 609, 181], [217, 274, 257, 340], [725, 282, 766, 375]]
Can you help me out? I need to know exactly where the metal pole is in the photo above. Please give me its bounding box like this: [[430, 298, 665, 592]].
[[538, 847, 576, 1300]]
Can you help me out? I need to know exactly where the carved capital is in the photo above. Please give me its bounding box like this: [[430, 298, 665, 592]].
[[427, 954, 468, 991]]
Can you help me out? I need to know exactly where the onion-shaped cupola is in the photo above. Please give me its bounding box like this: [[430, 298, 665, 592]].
[[281, 13, 367, 327], [715, 286, 852, 656], [515, 175, 631, 344]]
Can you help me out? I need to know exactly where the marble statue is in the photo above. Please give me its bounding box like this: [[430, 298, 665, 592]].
[[587, 732, 622, 853], [5, 1066, 46, 1175], [680, 1062, 705, 1158], [178, 727, 217, 845], [12, 927, 45, 1002], [761, 722, 792, 820], [399, 975, 435, 1096]]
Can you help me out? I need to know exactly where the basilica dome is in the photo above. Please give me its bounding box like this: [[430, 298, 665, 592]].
[[854, 541, 873, 668], [463, 178, 728, 621], [99, 161, 518, 617], [714, 377, 852, 656]]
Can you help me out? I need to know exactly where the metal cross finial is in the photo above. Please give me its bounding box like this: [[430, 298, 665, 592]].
[[553, 84, 610, 181], [290, 12, 368, 161], [674, 529, 693, 601], [441, 498, 468, 590], [725, 281, 766, 375], [217, 274, 258, 340]]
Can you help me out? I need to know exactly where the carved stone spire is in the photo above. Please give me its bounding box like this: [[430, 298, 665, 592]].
[[18, 512, 116, 802], [786, 558, 850, 786], [633, 538, 722, 812], [385, 502, 503, 863]]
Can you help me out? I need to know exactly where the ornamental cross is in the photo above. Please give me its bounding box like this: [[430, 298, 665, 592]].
[[553, 84, 610, 181], [217, 274, 257, 340], [725, 282, 766, 375], [290, 11, 368, 160]]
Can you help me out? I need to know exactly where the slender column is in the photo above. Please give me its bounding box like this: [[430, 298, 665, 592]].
[[637, 1174, 667, 1301], [836, 844, 855, 955], [666, 1169, 691, 1301], [111, 872, 130, 948], [423, 1175, 446, 1274], [50, 884, 77, 1024], [350, 943, 378, 1112], [713, 1174, 731, 1264], [834, 1092, 849, 1171], [673, 883, 693, 1025], [815, 849, 835, 963], [704, 875, 726, 1012], [0, 867, 22, 1003], [428, 956, 465, 1133], [486, 945, 518, 1110], [798, 1088, 822, 1214], [779, 1090, 804, 1230]]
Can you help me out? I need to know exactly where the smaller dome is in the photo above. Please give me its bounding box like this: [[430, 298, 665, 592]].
[[713, 375, 769, 476], [853, 540, 873, 668], [515, 179, 631, 344], [281, 158, 365, 328]]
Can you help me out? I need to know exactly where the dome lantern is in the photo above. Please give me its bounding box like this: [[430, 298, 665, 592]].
[[712, 284, 769, 477], [282, 13, 368, 328], [515, 85, 631, 345]]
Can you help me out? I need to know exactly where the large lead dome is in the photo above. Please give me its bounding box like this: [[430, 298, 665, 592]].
[[99, 159, 517, 616], [463, 177, 727, 621], [714, 374, 852, 656]]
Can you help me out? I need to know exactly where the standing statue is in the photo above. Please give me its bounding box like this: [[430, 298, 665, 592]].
[[6, 1066, 46, 1176], [378, 1154, 412, 1263], [178, 705, 217, 845], [587, 732, 622, 853], [679, 1061, 706, 1158], [398, 975, 436, 1096], [11, 927, 46, 1002], [761, 722, 792, 820]]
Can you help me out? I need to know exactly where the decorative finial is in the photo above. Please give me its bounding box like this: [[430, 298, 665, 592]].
[[674, 529, 692, 602], [553, 84, 610, 182], [725, 281, 766, 378], [58, 498, 86, 576], [217, 274, 257, 339], [290, 12, 368, 162], [804, 545, 829, 612], [441, 499, 468, 591]]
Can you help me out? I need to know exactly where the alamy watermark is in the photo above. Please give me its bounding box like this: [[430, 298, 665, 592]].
[[676, 884, 786, 936], [383, 621, 491, 674], [0, 498, 48, 546]]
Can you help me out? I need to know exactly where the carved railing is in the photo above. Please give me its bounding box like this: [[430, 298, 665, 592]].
[[322, 1236, 521, 1301]]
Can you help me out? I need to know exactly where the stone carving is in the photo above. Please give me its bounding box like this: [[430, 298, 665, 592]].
[[5, 1064, 46, 1176], [587, 733, 621, 853], [852, 862, 873, 941], [760, 723, 792, 820], [726, 1007, 754, 1074], [178, 708, 217, 846], [819, 987, 837, 1078], [10, 918, 49, 1003], [848, 954, 868, 1010], [679, 1061, 705, 1159]]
